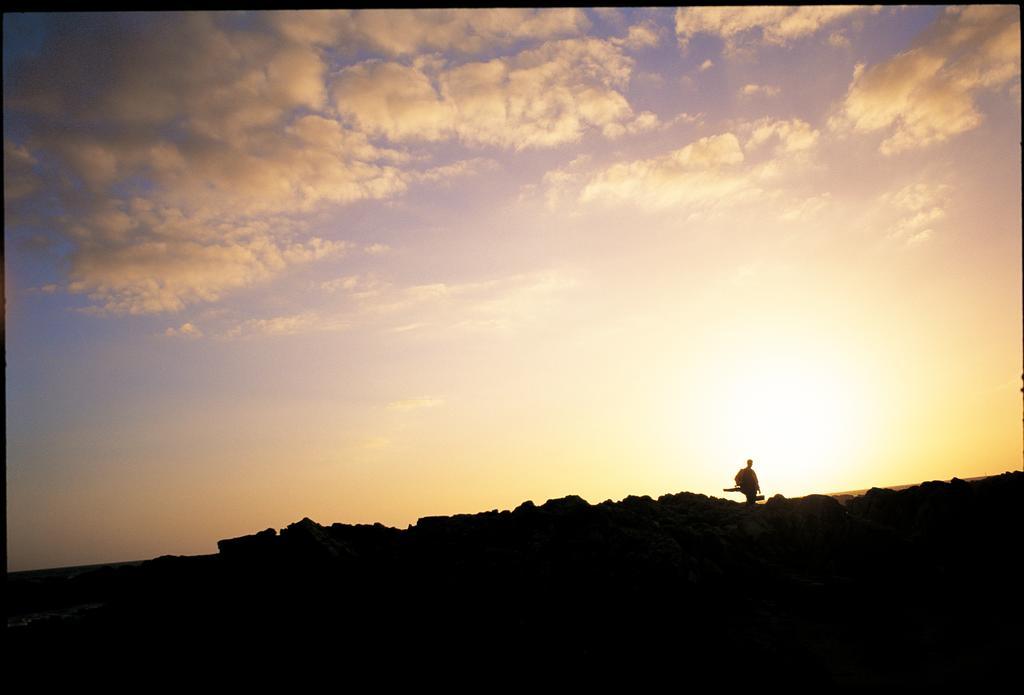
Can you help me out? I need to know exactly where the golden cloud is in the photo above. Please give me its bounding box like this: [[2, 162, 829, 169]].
[[830, 6, 1020, 154], [739, 84, 781, 98], [564, 119, 822, 214], [68, 232, 350, 315], [879, 182, 952, 246], [676, 6, 871, 50], [332, 38, 644, 149], [223, 311, 349, 339], [270, 9, 589, 56], [5, 13, 534, 315]]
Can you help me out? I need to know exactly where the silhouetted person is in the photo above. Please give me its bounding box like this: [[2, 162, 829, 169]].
[[735, 459, 760, 505]]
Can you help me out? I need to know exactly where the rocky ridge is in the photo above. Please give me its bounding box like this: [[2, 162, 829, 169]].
[[8, 472, 1022, 686]]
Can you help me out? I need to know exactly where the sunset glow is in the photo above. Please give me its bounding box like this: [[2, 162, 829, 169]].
[[4, 7, 1021, 571]]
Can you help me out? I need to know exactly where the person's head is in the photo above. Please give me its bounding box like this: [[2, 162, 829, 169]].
[[746, 459, 753, 468]]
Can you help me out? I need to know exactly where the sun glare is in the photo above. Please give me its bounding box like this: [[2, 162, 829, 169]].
[[702, 345, 867, 496]]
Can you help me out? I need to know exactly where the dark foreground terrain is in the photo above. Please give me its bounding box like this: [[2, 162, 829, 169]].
[[8, 472, 1023, 687]]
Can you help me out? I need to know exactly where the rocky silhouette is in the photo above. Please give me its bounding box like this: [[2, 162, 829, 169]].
[[8, 472, 1023, 686]]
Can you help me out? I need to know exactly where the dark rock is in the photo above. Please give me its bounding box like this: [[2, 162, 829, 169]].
[[279, 517, 356, 564], [216, 528, 278, 560], [539, 494, 590, 512], [7, 471, 1022, 688], [513, 500, 536, 513]]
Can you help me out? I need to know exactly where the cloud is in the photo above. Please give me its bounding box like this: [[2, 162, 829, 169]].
[[415, 158, 500, 184], [905, 229, 933, 246], [387, 397, 444, 411], [320, 269, 579, 335], [699, 59, 714, 71], [879, 182, 951, 246], [739, 84, 781, 98], [592, 8, 625, 26], [23, 283, 62, 296], [443, 271, 580, 333], [829, 6, 1020, 154], [67, 223, 351, 315], [164, 322, 203, 338], [3, 141, 40, 201], [3, 13, 515, 315], [538, 155, 593, 211], [6, 14, 330, 146], [668, 112, 706, 127], [332, 38, 644, 149], [578, 133, 750, 211], [827, 31, 851, 48], [601, 112, 661, 140], [676, 6, 872, 50], [745, 118, 819, 154], [331, 61, 457, 141], [223, 311, 349, 339], [321, 275, 363, 294], [779, 193, 832, 222], [611, 22, 661, 50], [271, 9, 590, 56], [563, 118, 821, 214]]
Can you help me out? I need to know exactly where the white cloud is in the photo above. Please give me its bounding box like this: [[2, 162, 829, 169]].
[[830, 5, 1020, 154], [699, 59, 714, 71]]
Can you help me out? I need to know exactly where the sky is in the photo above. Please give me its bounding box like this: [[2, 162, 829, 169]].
[[4, 7, 1021, 571]]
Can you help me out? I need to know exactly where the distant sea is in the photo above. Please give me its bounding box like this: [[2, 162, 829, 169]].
[[826, 474, 991, 501], [8, 559, 147, 581]]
